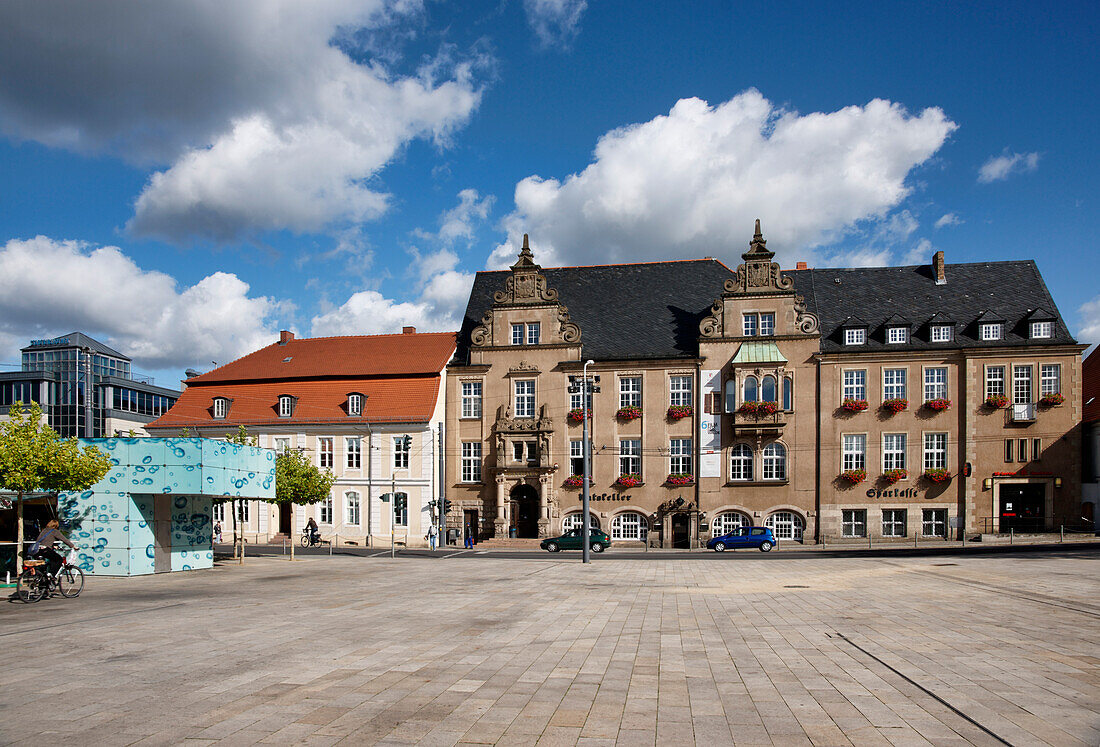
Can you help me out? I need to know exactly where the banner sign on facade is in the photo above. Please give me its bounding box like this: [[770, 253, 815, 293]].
[[699, 369, 721, 478]]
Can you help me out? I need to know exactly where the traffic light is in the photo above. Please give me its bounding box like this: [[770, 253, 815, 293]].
[[443, 498, 453, 514], [394, 492, 408, 512], [401, 435, 412, 449]]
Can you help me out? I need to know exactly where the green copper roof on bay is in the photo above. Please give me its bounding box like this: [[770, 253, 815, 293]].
[[732, 341, 787, 364]]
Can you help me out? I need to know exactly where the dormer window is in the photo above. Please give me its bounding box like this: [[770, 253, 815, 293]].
[[886, 326, 908, 344], [931, 325, 953, 343], [980, 323, 1003, 341], [278, 395, 296, 418], [213, 397, 229, 419], [1030, 321, 1053, 339], [844, 328, 865, 346], [347, 393, 363, 416]]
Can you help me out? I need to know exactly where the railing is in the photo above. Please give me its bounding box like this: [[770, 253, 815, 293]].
[[1010, 402, 1036, 423], [981, 515, 1095, 534], [730, 410, 787, 431]]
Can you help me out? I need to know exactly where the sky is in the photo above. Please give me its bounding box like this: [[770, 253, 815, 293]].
[[0, 0, 1097, 388]]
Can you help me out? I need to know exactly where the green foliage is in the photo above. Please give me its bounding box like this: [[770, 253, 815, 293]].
[[275, 447, 336, 506], [0, 401, 111, 494], [225, 425, 255, 446]]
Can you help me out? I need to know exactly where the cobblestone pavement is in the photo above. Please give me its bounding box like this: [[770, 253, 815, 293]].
[[2, 551, 1098, 746]]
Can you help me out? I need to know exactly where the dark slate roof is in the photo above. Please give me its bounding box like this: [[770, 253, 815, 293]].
[[786, 261, 1077, 353], [20, 332, 128, 360], [456, 260, 735, 363]]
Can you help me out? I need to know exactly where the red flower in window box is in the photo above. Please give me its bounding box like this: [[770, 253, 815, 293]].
[[924, 398, 951, 412], [841, 398, 869, 412], [923, 468, 951, 483], [984, 394, 1009, 409], [882, 468, 908, 484], [616, 405, 643, 421], [613, 473, 642, 488], [840, 469, 866, 484], [739, 401, 778, 416], [1038, 392, 1064, 407], [881, 398, 907, 413], [567, 408, 590, 423], [666, 472, 694, 486], [563, 475, 588, 488], [667, 405, 693, 420]]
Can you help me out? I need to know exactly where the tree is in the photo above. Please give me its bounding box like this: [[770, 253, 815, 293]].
[[275, 445, 336, 560], [224, 426, 255, 562], [0, 402, 111, 571]]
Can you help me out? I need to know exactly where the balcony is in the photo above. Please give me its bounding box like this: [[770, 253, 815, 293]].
[[1009, 403, 1036, 424], [729, 410, 787, 435]]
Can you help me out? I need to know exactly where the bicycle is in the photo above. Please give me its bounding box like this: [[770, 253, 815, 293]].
[[16, 548, 85, 603], [301, 529, 323, 547]]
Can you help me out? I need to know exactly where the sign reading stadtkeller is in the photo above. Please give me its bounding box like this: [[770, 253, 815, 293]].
[[699, 369, 721, 478]]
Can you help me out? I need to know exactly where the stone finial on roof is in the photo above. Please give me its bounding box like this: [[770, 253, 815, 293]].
[[511, 233, 538, 271]]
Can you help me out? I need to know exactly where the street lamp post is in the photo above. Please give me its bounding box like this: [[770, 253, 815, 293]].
[[570, 360, 600, 564]]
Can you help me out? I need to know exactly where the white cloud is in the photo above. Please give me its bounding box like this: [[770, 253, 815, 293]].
[[1078, 296, 1100, 348], [524, 0, 588, 48], [901, 238, 935, 266], [489, 90, 957, 269], [0, 2, 484, 243], [414, 188, 494, 247], [0, 236, 289, 372], [934, 213, 963, 229], [978, 151, 1040, 183]]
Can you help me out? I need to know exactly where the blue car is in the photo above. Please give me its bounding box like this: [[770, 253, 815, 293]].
[[706, 526, 776, 552]]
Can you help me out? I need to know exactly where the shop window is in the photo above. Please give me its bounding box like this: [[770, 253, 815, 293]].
[[842, 510, 866, 538]]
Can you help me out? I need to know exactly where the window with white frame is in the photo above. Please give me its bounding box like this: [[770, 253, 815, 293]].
[[931, 325, 953, 342], [461, 381, 482, 418], [842, 509, 866, 538], [619, 377, 641, 408], [981, 323, 1003, 341], [842, 370, 866, 400], [278, 395, 295, 417], [882, 509, 906, 537], [742, 314, 757, 337], [570, 440, 584, 476], [274, 437, 291, 453], [887, 326, 908, 344], [345, 436, 361, 469], [759, 313, 775, 336], [762, 442, 786, 480], [569, 387, 593, 413], [562, 513, 599, 532], [844, 328, 866, 345], [1030, 321, 1053, 339], [347, 393, 362, 416], [611, 512, 648, 541], [1040, 364, 1060, 396], [883, 433, 907, 471], [526, 322, 541, 345], [514, 379, 535, 418], [320, 495, 333, 524], [712, 512, 749, 536], [619, 439, 641, 475], [883, 368, 906, 400], [669, 438, 692, 474], [730, 443, 753, 481], [1017, 437, 1029, 462], [393, 436, 410, 470], [765, 511, 803, 540], [922, 509, 946, 537], [318, 437, 333, 469], [393, 495, 407, 526], [1013, 365, 1032, 404], [923, 367, 947, 402], [346, 491, 360, 525], [842, 434, 866, 471], [213, 502, 225, 522], [511, 323, 523, 345], [669, 375, 692, 407], [461, 442, 482, 482], [986, 366, 1006, 398], [236, 501, 250, 523], [923, 433, 947, 470], [213, 397, 229, 419], [511, 323, 540, 345]]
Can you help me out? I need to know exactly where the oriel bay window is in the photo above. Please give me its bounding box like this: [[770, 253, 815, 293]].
[[514, 379, 535, 418], [761, 375, 777, 403]]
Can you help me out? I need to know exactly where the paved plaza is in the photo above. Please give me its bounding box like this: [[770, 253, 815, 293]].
[[2, 550, 1099, 746]]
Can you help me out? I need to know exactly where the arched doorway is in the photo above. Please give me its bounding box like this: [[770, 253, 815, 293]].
[[671, 513, 691, 549], [510, 484, 540, 538]]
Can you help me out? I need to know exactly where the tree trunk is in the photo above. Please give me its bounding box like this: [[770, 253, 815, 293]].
[[232, 499, 240, 563], [289, 503, 296, 561], [15, 491, 24, 577]]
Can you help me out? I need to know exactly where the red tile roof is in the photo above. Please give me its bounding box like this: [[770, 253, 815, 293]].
[[1084, 347, 1100, 424]]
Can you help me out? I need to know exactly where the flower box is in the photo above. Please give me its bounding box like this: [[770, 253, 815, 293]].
[[739, 401, 779, 416], [882, 468, 908, 484], [841, 398, 869, 412], [923, 468, 951, 483], [984, 394, 1009, 409], [666, 473, 694, 486], [563, 475, 586, 488], [567, 408, 590, 423], [1039, 392, 1065, 407], [616, 405, 643, 421], [924, 398, 951, 412], [840, 469, 866, 484], [881, 398, 908, 413], [614, 473, 642, 488], [667, 405, 694, 420]]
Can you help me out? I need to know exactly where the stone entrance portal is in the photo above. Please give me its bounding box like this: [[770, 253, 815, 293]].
[[510, 484, 540, 538]]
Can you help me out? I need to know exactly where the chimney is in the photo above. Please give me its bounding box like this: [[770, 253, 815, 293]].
[[932, 250, 946, 285], [402, 326, 416, 335], [796, 261, 808, 270], [278, 330, 294, 345]]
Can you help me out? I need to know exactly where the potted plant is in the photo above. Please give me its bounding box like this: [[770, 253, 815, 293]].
[[1038, 392, 1065, 407], [739, 401, 779, 416], [841, 398, 869, 412], [667, 405, 693, 420], [567, 408, 590, 423], [563, 475, 586, 488], [924, 398, 951, 412], [881, 398, 907, 413], [984, 394, 1009, 409], [840, 469, 866, 484], [666, 472, 694, 486], [923, 468, 951, 483], [882, 468, 908, 484], [616, 405, 643, 421], [614, 473, 642, 488]]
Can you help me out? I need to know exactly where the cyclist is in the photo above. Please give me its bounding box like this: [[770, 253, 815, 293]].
[[29, 519, 77, 585], [305, 516, 320, 545]]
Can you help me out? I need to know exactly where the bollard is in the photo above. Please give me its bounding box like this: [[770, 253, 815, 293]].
[[1010, 527, 1014, 544], [914, 531, 918, 548], [329, 535, 334, 556], [1060, 525, 1064, 543], [283, 539, 286, 555], [868, 533, 872, 549]]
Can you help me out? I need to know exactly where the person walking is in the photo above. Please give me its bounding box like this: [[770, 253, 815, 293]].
[[213, 521, 223, 544], [427, 523, 438, 551], [464, 523, 474, 549]]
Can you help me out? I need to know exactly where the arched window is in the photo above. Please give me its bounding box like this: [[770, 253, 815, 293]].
[[610, 512, 648, 541], [762, 442, 787, 481], [561, 513, 600, 532], [712, 512, 750, 536], [345, 491, 360, 525], [762, 375, 776, 402], [730, 443, 753, 481], [783, 377, 793, 411], [724, 379, 737, 413], [743, 376, 758, 403], [765, 511, 804, 541]]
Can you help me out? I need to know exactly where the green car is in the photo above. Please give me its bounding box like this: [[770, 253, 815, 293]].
[[541, 528, 611, 553]]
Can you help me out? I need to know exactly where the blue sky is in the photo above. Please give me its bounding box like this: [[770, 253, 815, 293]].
[[0, 0, 1097, 387]]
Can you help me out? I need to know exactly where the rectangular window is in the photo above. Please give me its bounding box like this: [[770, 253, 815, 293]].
[[1018, 438, 1028, 462], [461, 382, 482, 418], [1040, 364, 1060, 396], [921, 509, 946, 538], [512, 441, 524, 463], [842, 510, 866, 538], [1030, 321, 1053, 339], [514, 379, 535, 418], [670, 438, 692, 474], [1033, 438, 1042, 460], [986, 366, 1005, 398], [511, 323, 524, 345], [318, 437, 333, 469], [1013, 365, 1032, 404], [759, 313, 775, 336], [981, 323, 1003, 341], [931, 325, 952, 342], [526, 322, 540, 345], [279, 396, 294, 418], [461, 442, 482, 482], [346, 492, 360, 525], [347, 393, 362, 416], [923, 433, 947, 470], [883, 368, 906, 401], [393, 495, 407, 526], [883, 433, 907, 471], [570, 440, 584, 476], [237, 501, 249, 524], [882, 509, 907, 538], [213, 502, 225, 522], [842, 370, 866, 401], [1004, 439, 1014, 463], [619, 377, 641, 408], [393, 436, 410, 470], [274, 437, 291, 453], [320, 495, 333, 524], [742, 314, 757, 337], [213, 398, 228, 418], [346, 437, 361, 469], [844, 328, 866, 345], [887, 326, 908, 344], [669, 375, 692, 407], [569, 388, 593, 412], [619, 439, 641, 475], [842, 434, 866, 471], [924, 367, 948, 402]]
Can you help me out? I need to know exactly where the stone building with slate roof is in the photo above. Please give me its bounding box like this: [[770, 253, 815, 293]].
[[445, 224, 1086, 546]]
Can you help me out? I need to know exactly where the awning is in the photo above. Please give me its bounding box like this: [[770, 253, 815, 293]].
[[731, 341, 787, 364]]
